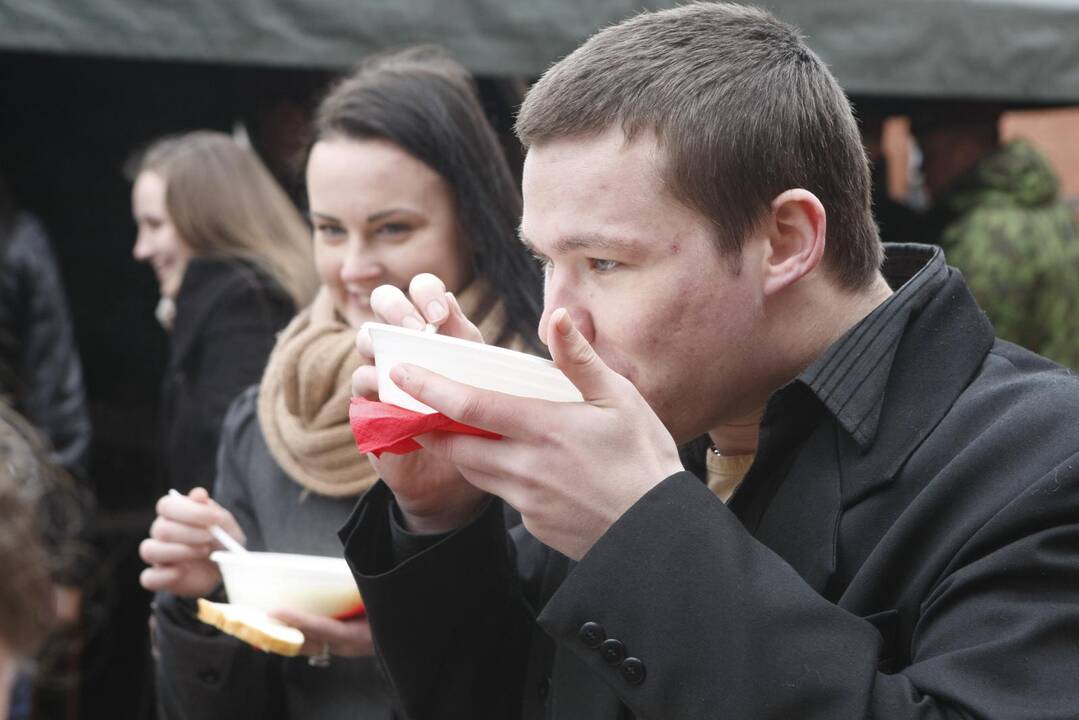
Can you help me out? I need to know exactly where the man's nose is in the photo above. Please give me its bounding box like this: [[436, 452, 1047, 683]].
[[538, 282, 595, 346]]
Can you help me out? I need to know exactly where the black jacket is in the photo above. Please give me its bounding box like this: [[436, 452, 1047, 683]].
[[162, 258, 292, 494], [153, 387, 394, 720], [0, 212, 90, 478], [342, 244, 1079, 719]]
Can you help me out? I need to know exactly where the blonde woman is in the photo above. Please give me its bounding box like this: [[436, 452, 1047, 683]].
[[130, 132, 317, 494]]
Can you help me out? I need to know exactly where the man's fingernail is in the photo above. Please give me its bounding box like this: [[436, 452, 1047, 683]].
[[402, 315, 424, 331], [390, 365, 409, 386], [555, 309, 574, 336], [426, 300, 447, 323]]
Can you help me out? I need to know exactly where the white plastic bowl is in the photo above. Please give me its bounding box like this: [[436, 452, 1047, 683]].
[[210, 551, 362, 617], [363, 322, 583, 414]]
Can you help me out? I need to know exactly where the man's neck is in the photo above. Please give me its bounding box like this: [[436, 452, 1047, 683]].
[[708, 408, 764, 456], [708, 272, 894, 456]]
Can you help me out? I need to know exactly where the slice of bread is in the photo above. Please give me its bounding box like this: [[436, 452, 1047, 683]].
[[196, 599, 305, 657]]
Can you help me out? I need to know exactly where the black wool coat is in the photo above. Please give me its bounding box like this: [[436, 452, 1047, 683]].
[[0, 213, 90, 478], [162, 258, 292, 494], [342, 244, 1079, 719]]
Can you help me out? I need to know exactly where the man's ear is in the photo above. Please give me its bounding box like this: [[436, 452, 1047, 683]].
[[761, 189, 826, 297]]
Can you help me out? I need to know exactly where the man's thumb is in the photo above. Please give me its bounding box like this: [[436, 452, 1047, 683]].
[[548, 308, 614, 403]]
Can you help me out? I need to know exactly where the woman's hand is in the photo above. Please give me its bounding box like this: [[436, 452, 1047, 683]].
[[269, 609, 375, 658], [139, 487, 245, 598], [352, 273, 491, 534]]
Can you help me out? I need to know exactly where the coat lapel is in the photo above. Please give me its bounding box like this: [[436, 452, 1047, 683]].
[[838, 268, 995, 510], [727, 251, 994, 599]]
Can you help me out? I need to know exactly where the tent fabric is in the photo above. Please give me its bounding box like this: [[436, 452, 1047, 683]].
[[1, 0, 1077, 101]]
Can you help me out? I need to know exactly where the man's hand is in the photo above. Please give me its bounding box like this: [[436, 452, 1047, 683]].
[[139, 487, 245, 597], [268, 609, 375, 658], [393, 307, 684, 560], [351, 274, 491, 534]]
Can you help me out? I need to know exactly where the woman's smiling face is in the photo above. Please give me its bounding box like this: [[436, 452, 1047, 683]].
[[305, 138, 472, 328], [132, 171, 193, 300]]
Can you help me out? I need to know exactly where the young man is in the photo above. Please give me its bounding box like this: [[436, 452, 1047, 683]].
[[343, 4, 1079, 718]]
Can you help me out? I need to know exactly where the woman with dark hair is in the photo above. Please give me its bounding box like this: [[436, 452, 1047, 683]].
[[140, 48, 542, 719]]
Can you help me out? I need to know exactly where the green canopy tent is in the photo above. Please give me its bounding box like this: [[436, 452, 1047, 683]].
[[2, 0, 1078, 101]]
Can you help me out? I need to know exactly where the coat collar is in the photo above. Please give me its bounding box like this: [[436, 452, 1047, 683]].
[[799, 243, 949, 450], [168, 257, 265, 371], [731, 243, 996, 595]]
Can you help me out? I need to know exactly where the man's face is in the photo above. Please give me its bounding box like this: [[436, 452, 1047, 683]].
[[521, 127, 767, 443]]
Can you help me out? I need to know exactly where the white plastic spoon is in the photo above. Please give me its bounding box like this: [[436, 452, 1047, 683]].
[[168, 488, 248, 554]]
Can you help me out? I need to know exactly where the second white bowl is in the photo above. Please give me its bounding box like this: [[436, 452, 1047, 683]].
[[211, 551, 363, 617]]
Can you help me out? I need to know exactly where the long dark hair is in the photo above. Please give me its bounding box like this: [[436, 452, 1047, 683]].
[[310, 46, 543, 351]]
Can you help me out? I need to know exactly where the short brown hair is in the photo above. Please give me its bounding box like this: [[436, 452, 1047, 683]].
[[516, 2, 882, 289]]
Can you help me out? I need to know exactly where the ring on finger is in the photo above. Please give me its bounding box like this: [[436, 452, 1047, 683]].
[[308, 641, 331, 668]]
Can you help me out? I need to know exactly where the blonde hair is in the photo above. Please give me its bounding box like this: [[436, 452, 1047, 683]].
[[136, 131, 317, 307]]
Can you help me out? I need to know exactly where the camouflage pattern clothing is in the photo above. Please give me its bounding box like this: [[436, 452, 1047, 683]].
[[937, 139, 1079, 370]]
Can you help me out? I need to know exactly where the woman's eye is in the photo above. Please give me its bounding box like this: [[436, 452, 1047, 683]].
[[589, 258, 620, 273], [376, 222, 412, 237], [315, 224, 346, 241]]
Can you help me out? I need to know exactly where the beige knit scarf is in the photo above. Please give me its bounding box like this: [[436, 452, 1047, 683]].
[[257, 281, 521, 497]]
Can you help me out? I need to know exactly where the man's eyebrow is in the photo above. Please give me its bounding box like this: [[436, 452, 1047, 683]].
[[517, 227, 644, 255], [553, 234, 644, 254]]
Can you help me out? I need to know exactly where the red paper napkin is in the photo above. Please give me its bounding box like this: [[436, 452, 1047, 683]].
[[333, 600, 366, 620], [349, 397, 501, 457]]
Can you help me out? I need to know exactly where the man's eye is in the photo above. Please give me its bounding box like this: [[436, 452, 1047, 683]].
[[589, 258, 620, 273]]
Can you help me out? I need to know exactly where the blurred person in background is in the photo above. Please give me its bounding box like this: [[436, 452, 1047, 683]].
[[130, 132, 318, 495], [0, 172, 91, 482], [855, 102, 923, 247], [913, 101, 1079, 369], [139, 47, 544, 720], [1, 402, 87, 720], [1, 171, 92, 720]]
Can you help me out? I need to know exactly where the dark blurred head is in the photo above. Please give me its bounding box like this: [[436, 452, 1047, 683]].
[[910, 101, 1005, 200], [308, 47, 542, 347]]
